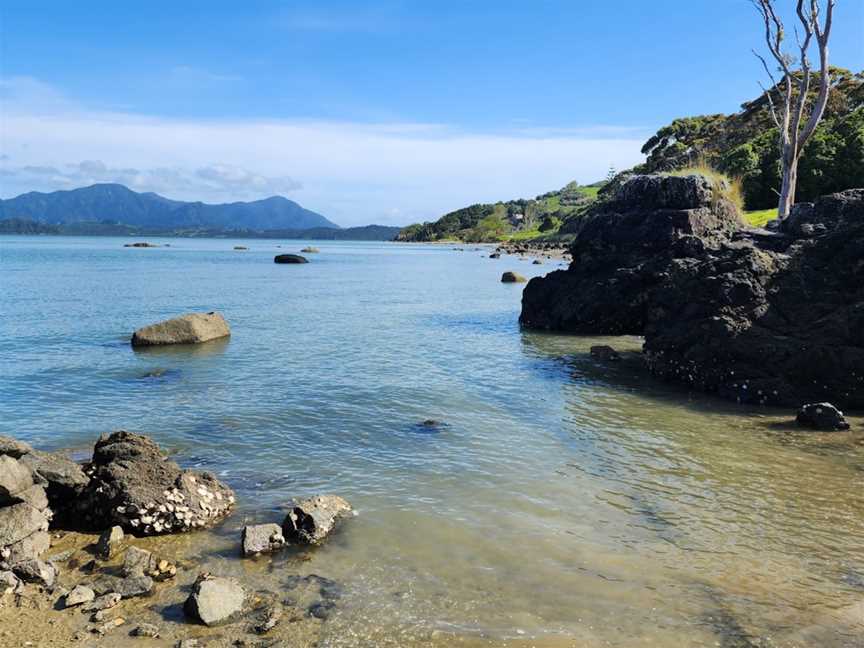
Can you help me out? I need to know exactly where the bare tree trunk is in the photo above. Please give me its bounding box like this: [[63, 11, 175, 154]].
[[752, 0, 835, 220]]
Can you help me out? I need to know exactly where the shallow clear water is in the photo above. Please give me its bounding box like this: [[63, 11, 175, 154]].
[[1, 236, 863, 647]]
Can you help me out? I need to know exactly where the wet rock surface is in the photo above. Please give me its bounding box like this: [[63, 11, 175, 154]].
[[185, 575, 246, 626], [274, 254, 309, 264], [283, 495, 353, 545], [131, 311, 231, 347], [796, 402, 851, 431], [242, 523, 286, 556], [76, 430, 235, 535], [521, 176, 864, 409], [501, 271, 527, 283]]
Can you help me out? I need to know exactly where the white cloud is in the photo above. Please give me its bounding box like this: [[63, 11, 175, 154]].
[[0, 76, 647, 226], [0, 159, 302, 198]]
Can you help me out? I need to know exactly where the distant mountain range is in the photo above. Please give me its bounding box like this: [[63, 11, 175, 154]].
[[0, 183, 338, 231]]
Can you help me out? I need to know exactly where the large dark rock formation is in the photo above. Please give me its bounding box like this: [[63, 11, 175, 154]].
[[521, 175, 864, 409], [76, 431, 235, 534]]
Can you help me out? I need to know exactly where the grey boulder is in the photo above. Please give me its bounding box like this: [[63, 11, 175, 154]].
[[184, 576, 246, 626], [0, 456, 34, 505], [131, 311, 231, 347], [64, 584, 95, 607], [283, 495, 353, 545], [12, 559, 56, 588], [0, 503, 50, 547], [242, 523, 286, 556]]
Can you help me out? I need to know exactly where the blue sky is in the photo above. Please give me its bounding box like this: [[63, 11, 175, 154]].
[[1, 1, 862, 225]]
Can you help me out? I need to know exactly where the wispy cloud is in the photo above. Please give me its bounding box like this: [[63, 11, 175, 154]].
[[275, 6, 402, 33], [0, 160, 301, 199], [0, 76, 647, 225], [169, 66, 242, 84]]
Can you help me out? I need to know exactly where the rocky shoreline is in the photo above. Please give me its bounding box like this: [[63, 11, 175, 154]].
[[521, 174, 864, 412], [0, 431, 353, 646]]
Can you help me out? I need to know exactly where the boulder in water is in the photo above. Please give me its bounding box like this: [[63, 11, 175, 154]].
[[75, 431, 235, 535], [242, 523, 286, 556], [184, 575, 246, 626], [274, 254, 309, 264], [283, 495, 352, 545], [501, 271, 527, 283], [123, 242, 160, 248], [590, 345, 622, 362], [131, 312, 230, 347], [300, 247, 320, 253], [796, 402, 850, 431]]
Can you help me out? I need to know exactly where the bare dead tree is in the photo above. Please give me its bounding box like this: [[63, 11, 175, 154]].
[[751, 0, 835, 219]]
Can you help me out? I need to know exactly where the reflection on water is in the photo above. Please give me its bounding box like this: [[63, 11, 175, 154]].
[[1, 236, 862, 647]]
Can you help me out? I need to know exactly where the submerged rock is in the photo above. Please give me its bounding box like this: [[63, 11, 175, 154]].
[[90, 573, 153, 599], [274, 254, 309, 264], [501, 271, 527, 283], [131, 311, 230, 347], [489, 252, 500, 259], [233, 246, 248, 250], [283, 495, 352, 545], [242, 523, 286, 556], [184, 576, 246, 626], [521, 177, 864, 409], [75, 431, 235, 535], [590, 345, 622, 362], [123, 242, 160, 248], [796, 402, 850, 431]]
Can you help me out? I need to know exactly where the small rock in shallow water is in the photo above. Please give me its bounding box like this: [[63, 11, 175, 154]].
[[184, 576, 245, 626], [242, 523, 286, 557], [90, 574, 153, 599], [590, 345, 622, 362], [283, 495, 352, 545], [796, 402, 850, 431]]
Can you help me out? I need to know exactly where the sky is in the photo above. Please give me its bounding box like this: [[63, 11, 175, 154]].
[[1, 1, 862, 226]]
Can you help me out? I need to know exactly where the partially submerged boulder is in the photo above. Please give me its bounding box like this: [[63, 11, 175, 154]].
[[75, 431, 235, 535], [501, 271, 527, 283], [184, 576, 246, 626], [131, 312, 230, 347], [283, 495, 352, 545], [274, 254, 309, 264], [300, 247, 320, 253], [796, 402, 851, 431], [590, 345, 622, 362], [242, 523, 286, 556]]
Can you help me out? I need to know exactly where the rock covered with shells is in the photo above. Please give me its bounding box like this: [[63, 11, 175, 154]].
[[76, 431, 235, 535]]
